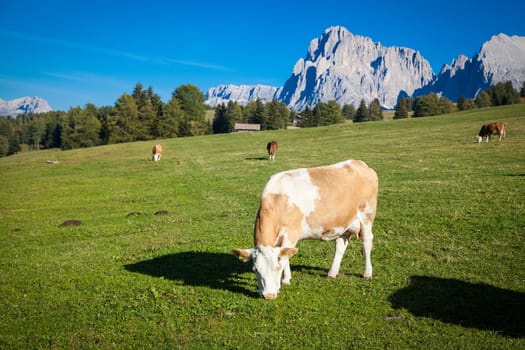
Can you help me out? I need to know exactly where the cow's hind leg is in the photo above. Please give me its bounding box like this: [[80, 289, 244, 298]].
[[328, 237, 349, 278], [361, 222, 374, 279]]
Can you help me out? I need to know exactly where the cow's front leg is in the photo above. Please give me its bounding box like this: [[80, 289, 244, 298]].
[[281, 258, 292, 285], [328, 237, 349, 278]]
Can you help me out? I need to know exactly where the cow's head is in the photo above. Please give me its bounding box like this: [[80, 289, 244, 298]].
[[232, 246, 298, 299], [476, 135, 483, 143]]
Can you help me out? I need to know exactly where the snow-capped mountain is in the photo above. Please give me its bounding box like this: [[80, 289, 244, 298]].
[[278, 26, 434, 110], [414, 33, 525, 100], [205, 84, 281, 107], [0, 96, 53, 117], [205, 26, 525, 111]]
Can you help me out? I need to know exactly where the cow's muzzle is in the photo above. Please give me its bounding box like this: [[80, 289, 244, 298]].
[[262, 293, 277, 300]]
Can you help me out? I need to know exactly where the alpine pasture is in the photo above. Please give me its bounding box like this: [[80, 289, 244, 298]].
[[1, 104, 524, 349]]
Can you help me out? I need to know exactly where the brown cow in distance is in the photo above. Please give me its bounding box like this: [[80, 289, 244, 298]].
[[476, 122, 506, 143], [152, 144, 163, 161], [266, 141, 278, 160]]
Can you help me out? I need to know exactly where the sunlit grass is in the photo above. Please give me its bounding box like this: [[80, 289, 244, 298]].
[[1, 104, 524, 349]]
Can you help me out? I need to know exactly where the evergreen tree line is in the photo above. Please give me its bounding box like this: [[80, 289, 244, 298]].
[[293, 98, 384, 127], [0, 81, 523, 157], [393, 81, 525, 119], [211, 99, 290, 133], [0, 83, 209, 156]]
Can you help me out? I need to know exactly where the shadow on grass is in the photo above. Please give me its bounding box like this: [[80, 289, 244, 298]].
[[389, 275, 525, 338], [125, 251, 258, 298], [245, 157, 268, 161], [293, 264, 328, 277]]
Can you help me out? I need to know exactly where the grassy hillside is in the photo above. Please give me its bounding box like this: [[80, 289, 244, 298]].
[[1, 105, 524, 349]]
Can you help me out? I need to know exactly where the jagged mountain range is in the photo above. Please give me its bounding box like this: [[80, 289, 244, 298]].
[[0, 96, 53, 117], [414, 33, 525, 99], [206, 26, 525, 110], [4, 27, 524, 115], [204, 84, 281, 107]]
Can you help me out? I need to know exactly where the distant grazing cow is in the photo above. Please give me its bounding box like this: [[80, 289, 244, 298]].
[[152, 144, 163, 161], [232, 160, 378, 299], [476, 122, 506, 143], [266, 141, 278, 160]]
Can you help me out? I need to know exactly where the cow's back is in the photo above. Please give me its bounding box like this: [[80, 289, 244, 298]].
[[256, 160, 378, 245]]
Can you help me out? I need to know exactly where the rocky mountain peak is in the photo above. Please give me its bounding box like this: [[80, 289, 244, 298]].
[[279, 25, 435, 110], [0, 96, 53, 117]]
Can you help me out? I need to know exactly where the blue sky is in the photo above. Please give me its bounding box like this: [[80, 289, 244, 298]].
[[1, 0, 524, 111]]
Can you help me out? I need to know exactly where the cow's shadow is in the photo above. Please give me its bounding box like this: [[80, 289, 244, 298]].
[[293, 264, 328, 277], [244, 156, 268, 161], [124, 251, 258, 298], [389, 275, 525, 338]]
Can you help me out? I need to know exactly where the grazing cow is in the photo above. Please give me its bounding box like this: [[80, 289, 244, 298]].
[[232, 160, 378, 299], [152, 144, 163, 161], [476, 122, 506, 143], [266, 141, 278, 161]]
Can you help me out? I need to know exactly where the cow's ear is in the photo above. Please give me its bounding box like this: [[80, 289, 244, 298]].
[[232, 248, 254, 262], [279, 247, 298, 259]]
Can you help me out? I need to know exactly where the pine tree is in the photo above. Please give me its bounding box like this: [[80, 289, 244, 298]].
[[342, 104, 356, 120], [108, 93, 139, 143], [212, 104, 230, 134], [226, 100, 243, 126], [324, 100, 345, 124], [457, 95, 476, 111], [246, 99, 266, 129], [146, 86, 164, 137], [438, 96, 456, 114], [265, 100, 289, 130], [475, 91, 491, 108], [173, 84, 207, 136], [158, 97, 182, 138], [132, 83, 152, 139], [394, 98, 408, 119], [457, 95, 467, 111], [354, 99, 370, 122], [413, 93, 439, 117], [488, 81, 519, 106], [298, 106, 314, 127], [369, 99, 383, 121], [312, 102, 326, 126]]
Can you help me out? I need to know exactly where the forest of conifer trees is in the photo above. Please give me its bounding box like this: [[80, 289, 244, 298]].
[[0, 81, 523, 157]]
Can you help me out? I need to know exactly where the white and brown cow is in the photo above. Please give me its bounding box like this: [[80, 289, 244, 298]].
[[476, 122, 506, 143], [152, 144, 163, 161], [233, 160, 378, 299], [266, 141, 278, 160]]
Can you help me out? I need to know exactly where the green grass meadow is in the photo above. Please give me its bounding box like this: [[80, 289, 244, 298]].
[[1, 105, 524, 349]]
